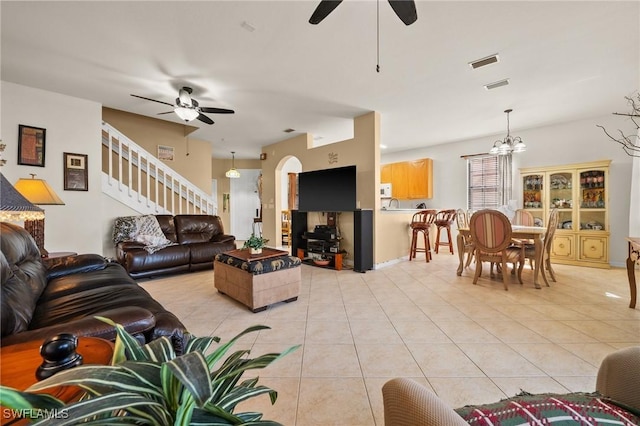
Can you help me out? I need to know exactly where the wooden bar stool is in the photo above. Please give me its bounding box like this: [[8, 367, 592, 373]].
[[434, 209, 456, 254], [409, 210, 437, 262]]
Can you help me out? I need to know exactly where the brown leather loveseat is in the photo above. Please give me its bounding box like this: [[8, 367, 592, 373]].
[[115, 214, 236, 279], [1, 222, 188, 352]]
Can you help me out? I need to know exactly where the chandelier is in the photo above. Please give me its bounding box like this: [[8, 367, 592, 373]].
[[489, 109, 526, 155], [225, 151, 240, 178]]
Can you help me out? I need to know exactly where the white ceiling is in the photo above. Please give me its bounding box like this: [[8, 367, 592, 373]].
[[2, 1, 638, 159]]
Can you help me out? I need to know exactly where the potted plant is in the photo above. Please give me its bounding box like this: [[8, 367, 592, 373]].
[[243, 233, 269, 255], [0, 318, 299, 425]]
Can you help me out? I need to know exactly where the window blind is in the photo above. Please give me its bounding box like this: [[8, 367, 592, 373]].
[[467, 155, 500, 211]]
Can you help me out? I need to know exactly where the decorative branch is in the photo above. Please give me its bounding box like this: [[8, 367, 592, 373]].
[[597, 93, 640, 157]]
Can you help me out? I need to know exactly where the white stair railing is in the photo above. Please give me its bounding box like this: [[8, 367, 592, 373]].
[[101, 122, 216, 215]]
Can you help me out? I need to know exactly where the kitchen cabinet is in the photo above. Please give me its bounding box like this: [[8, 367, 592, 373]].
[[381, 158, 433, 199], [520, 160, 610, 268]]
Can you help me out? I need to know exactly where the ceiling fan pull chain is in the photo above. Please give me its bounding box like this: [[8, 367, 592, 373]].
[[376, 0, 380, 73]]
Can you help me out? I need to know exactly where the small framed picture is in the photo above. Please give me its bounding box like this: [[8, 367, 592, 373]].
[[157, 145, 175, 161], [18, 125, 46, 167], [64, 152, 88, 191]]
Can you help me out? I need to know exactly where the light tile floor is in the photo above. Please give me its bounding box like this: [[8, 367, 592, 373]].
[[139, 252, 640, 426]]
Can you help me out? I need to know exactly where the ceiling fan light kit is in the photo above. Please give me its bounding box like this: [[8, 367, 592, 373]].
[[489, 109, 526, 155], [174, 106, 199, 122]]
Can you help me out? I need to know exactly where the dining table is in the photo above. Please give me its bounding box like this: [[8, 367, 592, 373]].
[[456, 225, 548, 289]]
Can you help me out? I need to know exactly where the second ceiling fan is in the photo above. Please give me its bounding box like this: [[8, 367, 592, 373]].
[[309, 0, 417, 25], [131, 87, 234, 125]]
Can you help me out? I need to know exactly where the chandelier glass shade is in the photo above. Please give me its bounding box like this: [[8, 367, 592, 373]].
[[489, 109, 526, 155], [225, 151, 240, 178]]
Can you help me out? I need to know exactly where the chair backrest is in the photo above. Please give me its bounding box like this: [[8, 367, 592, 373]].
[[513, 209, 535, 226], [469, 209, 513, 253], [411, 210, 437, 228], [455, 208, 469, 229], [435, 209, 456, 223], [544, 208, 560, 249]]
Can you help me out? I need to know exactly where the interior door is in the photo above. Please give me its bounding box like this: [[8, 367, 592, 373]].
[[230, 169, 261, 240]]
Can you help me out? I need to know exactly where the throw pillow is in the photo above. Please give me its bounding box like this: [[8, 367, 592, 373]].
[[455, 391, 640, 425], [112, 216, 138, 244], [133, 215, 176, 254]]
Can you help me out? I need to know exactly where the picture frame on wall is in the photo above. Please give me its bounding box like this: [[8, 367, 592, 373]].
[[157, 145, 175, 161], [17, 125, 46, 167], [63, 152, 88, 191]]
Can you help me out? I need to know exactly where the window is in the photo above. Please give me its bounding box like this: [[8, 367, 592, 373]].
[[467, 155, 500, 210]]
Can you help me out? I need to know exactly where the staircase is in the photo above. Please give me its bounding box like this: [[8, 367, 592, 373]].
[[101, 122, 216, 215]]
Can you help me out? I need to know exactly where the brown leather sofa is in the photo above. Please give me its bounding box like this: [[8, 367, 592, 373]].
[[1, 222, 188, 353], [115, 214, 236, 279]]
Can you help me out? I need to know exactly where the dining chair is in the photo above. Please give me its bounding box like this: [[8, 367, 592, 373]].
[[513, 209, 535, 226], [510, 208, 536, 270], [469, 209, 524, 290], [521, 208, 560, 286], [409, 210, 437, 262], [455, 208, 474, 268]]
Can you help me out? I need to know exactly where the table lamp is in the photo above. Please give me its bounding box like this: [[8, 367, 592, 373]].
[[11, 174, 65, 257], [0, 172, 46, 252]]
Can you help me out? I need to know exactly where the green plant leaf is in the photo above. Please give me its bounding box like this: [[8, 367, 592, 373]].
[[95, 316, 146, 363], [165, 351, 213, 408], [0, 385, 64, 410], [141, 336, 176, 363], [27, 392, 167, 426], [205, 325, 271, 369], [217, 384, 278, 412], [118, 361, 163, 395], [24, 365, 164, 400], [185, 335, 220, 354]]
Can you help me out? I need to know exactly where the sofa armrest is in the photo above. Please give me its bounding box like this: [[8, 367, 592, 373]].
[[0, 307, 156, 347], [44, 254, 108, 280], [211, 234, 235, 244], [596, 346, 640, 412], [382, 378, 467, 426]]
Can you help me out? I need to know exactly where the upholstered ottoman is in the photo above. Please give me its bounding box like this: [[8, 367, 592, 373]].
[[214, 250, 301, 312]]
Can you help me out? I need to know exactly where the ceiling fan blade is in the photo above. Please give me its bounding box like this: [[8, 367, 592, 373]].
[[388, 0, 417, 25], [199, 106, 235, 114], [130, 94, 174, 107], [157, 111, 174, 115], [309, 0, 343, 24], [197, 113, 214, 125]]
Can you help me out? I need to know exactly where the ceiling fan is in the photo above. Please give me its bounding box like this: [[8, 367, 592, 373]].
[[130, 87, 234, 125], [309, 0, 417, 25]]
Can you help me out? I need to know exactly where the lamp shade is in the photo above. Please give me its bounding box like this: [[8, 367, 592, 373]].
[[14, 176, 65, 205], [0, 173, 45, 221]]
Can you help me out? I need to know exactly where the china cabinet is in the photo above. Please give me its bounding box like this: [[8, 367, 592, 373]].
[[519, 160, 610, 268]]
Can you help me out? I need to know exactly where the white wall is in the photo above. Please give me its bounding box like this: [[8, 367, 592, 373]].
[[381, 114, 635, 266], [1, 81, 104, 254]]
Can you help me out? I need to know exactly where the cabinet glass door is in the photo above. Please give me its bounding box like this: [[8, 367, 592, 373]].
[[579, 169, 606, 231], [549, 172, 573, 230], [522, 174, 544, 225]]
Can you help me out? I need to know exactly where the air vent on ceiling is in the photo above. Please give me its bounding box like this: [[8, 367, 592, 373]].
[[484, 78, 510, 90], [469, 54, 499, 69], [283, 128, 295, 133]]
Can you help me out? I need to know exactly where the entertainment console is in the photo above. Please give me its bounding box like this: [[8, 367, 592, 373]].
[[291, 210, 373, 273]]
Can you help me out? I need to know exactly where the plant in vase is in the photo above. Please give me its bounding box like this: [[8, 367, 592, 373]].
[[0, 317, 299, 425], [243, 233, 269, 255]]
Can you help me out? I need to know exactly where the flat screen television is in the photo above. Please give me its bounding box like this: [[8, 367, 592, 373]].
[[298, 165, 357, 212]]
